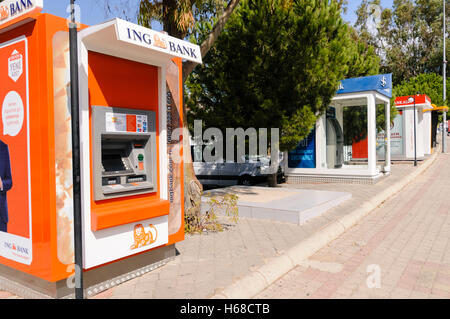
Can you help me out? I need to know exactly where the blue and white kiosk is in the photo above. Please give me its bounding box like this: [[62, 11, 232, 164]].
[[286, 74, 393, 184]]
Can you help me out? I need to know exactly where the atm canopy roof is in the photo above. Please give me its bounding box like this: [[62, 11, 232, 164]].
[[0, 0, 43, 34], [79, 18, 202, 65], [336, 74, 393, 98], [395, 94, 433, 109]]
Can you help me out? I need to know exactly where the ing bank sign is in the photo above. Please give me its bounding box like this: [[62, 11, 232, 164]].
[[0, 0, 43, 27], [115, 19, 202, 64]]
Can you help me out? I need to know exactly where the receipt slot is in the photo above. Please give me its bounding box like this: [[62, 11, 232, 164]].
[[92, 106, 157, 200]]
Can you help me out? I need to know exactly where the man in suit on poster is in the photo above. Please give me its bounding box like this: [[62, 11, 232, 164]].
[[0, 139, 12, 233]]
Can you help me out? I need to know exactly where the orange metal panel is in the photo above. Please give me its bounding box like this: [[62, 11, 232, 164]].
[[0, 14, 186, 284], [92, 199, 170, 231], [0, 14, 63, 282], [87, 51, 168, 231]]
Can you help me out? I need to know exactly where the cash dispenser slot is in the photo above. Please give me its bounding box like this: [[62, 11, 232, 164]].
[[100, 139, 154, 195]]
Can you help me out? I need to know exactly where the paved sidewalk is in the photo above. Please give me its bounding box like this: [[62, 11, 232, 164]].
[[91, 158, 434, 299], [0, 291, 19, 299], [0, 150, 438, 299], [255, 152, 450, 299]]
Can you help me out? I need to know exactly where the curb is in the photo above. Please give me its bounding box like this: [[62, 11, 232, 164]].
[[210, 152, 439, 299]]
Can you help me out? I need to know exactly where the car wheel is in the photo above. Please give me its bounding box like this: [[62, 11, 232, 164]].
[[239, 176, 253, 186]]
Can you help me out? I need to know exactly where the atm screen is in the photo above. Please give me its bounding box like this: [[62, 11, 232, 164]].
[[102, 153, 126, 172]]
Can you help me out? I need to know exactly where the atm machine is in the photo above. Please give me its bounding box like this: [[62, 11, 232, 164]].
[[326, 108, 344, 169], [92, 106, 157, 200], [0, 7, 201, 298]]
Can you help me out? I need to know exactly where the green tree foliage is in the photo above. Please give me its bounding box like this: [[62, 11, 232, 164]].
[[133, 0, 241, 221], [186, 0, 380, 151], [137, 0, 241, 79], [342, 106, 368, 145], [350, 0, 449, 143], [346, 28, 380, 78], [393, 73, 449, 107], [355, 0, 449, 85], [138, 0, 225, 39], [392, 73, 448, 136], [342, 103, 398, 145], [341, 27, 397, 145]]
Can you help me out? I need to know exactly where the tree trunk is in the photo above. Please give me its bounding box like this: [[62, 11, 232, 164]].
[[267, 172, 278, 188], [181, 0, 241, 222], [182, 84, 203, 222]]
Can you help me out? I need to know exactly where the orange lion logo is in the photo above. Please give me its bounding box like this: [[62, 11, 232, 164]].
[[130, 223, 158, 250], [153, 34, 167, 49], [0, 6, 9, 21]]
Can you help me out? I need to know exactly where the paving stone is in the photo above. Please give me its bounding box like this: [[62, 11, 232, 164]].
[[2, 141, 448, 300], [255, 149, 450, 299]]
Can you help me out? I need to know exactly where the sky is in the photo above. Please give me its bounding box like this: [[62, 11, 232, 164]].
[[344, 0, 395, 25], [41, 0, 395, 27], [42, 0, 140, 25]]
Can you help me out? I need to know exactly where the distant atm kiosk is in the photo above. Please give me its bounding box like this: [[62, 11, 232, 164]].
[[0, 2, 201, 298], [392, 95, 434, 160], [286, 74, 393, 184]]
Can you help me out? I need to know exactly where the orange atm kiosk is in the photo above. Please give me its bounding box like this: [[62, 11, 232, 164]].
[[0, 0, 201, 298]]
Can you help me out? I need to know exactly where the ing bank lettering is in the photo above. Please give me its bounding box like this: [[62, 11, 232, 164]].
[[9, 0, 33, 17], [0, 0, 34, 21], [126, 27, 198, 60], [127, 28, 152, 45]]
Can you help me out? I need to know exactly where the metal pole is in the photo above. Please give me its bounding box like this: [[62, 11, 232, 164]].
[[443, 0, 447, 153], [414, 95, 417, 166], [69, 0, 84, 299]]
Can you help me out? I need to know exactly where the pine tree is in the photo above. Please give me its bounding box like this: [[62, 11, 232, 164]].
[[186, 0, 381, 151], [355, 0, 450, 85]]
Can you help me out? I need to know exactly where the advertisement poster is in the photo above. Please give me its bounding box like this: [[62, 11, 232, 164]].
[[288, 126, 316, 169], [0, 36, 32, 265], [52, 31, 74, 266], [391, 112, 404, 156], [376, 112, 404, 158], [166, 60, 183, 235]]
